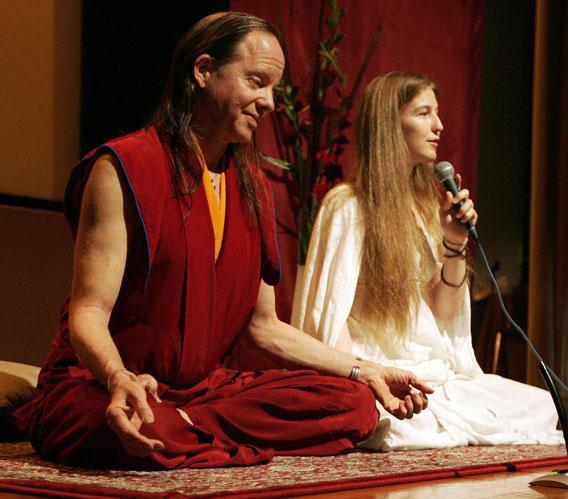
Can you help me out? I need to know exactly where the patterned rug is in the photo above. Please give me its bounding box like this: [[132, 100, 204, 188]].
[[0, 442, 566, 498]]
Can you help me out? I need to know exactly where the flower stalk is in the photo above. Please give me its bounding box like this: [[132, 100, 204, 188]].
[[263, 0, 381, 264]]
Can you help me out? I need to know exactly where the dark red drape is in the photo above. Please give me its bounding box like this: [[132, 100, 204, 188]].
[[230, 0, 484, 321]]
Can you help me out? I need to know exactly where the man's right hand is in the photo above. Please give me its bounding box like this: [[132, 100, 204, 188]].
[[105, 371, 165, 457], [361, 363, 434, 420]]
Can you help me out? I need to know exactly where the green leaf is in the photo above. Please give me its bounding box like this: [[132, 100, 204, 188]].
[[284, 106, 297, 123], [260, 154, 294, 171]]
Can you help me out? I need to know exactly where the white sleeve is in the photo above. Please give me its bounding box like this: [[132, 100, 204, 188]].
[[435, 286, 483, 376], [290, 186, 363, 348]]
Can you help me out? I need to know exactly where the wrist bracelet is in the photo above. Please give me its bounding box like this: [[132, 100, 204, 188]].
[[349, 365, 361, 381], [107, 368, 137, 391], [442, 239, 467, 258], [443, 251, 466, 259], [440, 265, 468, 288], [443, 236, 468, 247]]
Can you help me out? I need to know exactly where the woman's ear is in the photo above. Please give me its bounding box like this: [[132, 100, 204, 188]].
[[193, 54, 214, 89]]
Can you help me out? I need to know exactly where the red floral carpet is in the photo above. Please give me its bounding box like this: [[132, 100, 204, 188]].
[[0, 442, 566, 498]]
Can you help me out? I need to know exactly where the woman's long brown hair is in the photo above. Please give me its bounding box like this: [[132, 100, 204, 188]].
[[351, 72, 443, 341]]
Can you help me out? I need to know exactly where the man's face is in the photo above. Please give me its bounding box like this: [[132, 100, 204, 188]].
[[196, 31, 285, 147]]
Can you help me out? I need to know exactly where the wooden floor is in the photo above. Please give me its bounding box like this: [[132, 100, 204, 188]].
[[0, 466, 566, 498], [294, 466, 568, 498]]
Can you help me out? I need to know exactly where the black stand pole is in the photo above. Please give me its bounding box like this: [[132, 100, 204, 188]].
[[539, 361, 568, 454]]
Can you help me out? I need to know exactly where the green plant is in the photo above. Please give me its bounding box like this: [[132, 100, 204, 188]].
[[262, 0, 381, 264]]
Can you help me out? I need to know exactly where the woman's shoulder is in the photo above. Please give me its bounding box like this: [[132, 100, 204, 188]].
[[319, 183, 361, 223]]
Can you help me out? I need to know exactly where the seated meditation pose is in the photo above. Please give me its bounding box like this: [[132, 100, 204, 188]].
[[292, 72, 563, 450], [13, 15, 433, 469]]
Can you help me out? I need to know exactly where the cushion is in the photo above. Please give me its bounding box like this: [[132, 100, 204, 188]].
[[0, 361, 40, 440]]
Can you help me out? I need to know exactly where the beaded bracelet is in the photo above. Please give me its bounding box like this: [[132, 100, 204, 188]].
[[442, 239, 467, 258], [440, 265, 468, 288], [444, 251, 466, 259], [443, 236, 467, 247]]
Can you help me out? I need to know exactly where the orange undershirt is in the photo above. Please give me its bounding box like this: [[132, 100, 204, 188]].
[[195, 145, 226, 261]]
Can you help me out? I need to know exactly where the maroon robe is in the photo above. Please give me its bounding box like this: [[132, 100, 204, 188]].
[[13, 128, 377, 469]]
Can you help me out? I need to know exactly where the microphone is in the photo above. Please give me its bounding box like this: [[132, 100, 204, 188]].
[[434, 161, 479, 242]]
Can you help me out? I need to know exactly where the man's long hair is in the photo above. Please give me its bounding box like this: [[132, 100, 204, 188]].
[[152, 12, 280, 212], [351, 72, 443, 341]]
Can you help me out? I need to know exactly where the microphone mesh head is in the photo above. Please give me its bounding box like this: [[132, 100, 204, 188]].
[[435, 161, 455, 182]]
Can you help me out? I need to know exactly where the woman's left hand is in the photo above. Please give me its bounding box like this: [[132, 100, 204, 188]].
[[440, 173, 478, 244]]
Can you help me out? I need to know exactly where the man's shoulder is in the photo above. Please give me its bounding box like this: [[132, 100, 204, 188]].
[[104, 127, 162, 157]]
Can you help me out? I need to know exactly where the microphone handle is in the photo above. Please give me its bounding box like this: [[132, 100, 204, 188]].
[[441, 179, 479, 242]]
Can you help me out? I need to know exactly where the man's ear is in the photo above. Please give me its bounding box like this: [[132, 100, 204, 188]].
[[193, 54, 214, 89]]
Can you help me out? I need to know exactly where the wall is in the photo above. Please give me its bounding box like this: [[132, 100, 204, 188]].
[[0, 0, 81, 201], [470, 1, 534, 376], [474, 1, 534, 297], [0, 205, 74, 365], [0, 0, 80, 364]]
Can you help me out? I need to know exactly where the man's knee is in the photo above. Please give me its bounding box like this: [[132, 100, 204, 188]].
[[344, 380, 379, 440], [33, 380, 112, 463]]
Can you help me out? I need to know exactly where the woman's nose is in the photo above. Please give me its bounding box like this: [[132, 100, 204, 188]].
[[433, 115, 444, 133]]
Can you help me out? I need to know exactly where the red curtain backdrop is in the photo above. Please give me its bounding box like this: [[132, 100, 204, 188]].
[[230, 0, 484, 321]]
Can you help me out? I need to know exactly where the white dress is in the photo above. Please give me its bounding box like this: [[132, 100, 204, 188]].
[[291, 184, 563, 450]]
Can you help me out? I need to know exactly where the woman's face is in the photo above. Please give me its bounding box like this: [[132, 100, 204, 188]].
[[399, 87, 444, 165], [194, 30, 285, 148]]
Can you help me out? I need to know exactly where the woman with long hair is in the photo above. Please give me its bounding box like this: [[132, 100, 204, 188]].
[[293, 71, 562, 450]]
